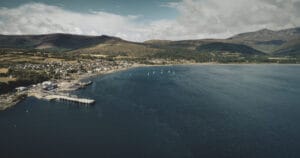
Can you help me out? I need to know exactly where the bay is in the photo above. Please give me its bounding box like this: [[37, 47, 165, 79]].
[[1, 64, 300, 158]]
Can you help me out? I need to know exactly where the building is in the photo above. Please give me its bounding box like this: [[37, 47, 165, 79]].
[[16, 87, 27, 92], [42, 81, 57, 90]]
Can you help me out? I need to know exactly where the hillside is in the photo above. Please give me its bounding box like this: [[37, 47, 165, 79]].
[[229, 28, 300, 41], [0, 34, 121, 51], [273, 38, 300, 56], [69, 40, 160, 57], [0, 27, 299, 57], [227, 27, 300, 53], [196, 42, 264, 55]]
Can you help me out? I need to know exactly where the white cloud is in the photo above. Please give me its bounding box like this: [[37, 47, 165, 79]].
[[171, 0, 300, 38], [0, 3, 144, 41], [0, 1, 299, 42], [160, 2, 180, 8]]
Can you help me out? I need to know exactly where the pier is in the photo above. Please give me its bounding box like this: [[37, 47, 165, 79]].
[[45, 95, 95, 105]]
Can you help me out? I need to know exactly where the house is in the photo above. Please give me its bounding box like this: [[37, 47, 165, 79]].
[[16, 87, 27, 92], [42, 81, 57, 90]]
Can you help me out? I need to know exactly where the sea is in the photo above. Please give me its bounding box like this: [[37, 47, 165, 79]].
[[0, 64, 300, 158]]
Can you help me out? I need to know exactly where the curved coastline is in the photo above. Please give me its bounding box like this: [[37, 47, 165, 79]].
[[1, 62, 300, 111]]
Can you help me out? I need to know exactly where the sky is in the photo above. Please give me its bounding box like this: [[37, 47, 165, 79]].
[[0, 0, 299, 41]]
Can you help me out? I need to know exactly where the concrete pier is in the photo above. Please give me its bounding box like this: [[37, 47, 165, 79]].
[[45, 95, 95, 105]]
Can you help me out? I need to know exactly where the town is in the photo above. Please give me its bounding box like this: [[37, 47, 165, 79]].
[[0, 58, 135, 110]]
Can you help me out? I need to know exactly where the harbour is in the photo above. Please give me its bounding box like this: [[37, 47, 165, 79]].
[[45, 95, 95, 105], [25, 80, 97, 106]]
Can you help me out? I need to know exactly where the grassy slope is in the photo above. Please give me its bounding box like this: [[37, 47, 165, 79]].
[[0, 27, 300, 57], [196, 42, 264, 55], [273, 38, 300, 56], [227, 28, 300, 53], [0, 34, 120, 51], [69, 40, 160, 57]]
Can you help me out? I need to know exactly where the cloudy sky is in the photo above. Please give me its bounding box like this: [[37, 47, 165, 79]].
[[0, 0, 299, 41]]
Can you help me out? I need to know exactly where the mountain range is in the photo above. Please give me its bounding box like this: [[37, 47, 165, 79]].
[[0, 27, 299, 57]]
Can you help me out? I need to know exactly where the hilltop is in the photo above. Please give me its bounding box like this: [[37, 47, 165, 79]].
[[0, 27, 299, 61], [0, 34, 121, 51], [227, 27, 300, 53]]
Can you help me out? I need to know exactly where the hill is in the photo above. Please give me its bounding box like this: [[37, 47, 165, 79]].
[[0, 27, 300, 58], [273, 38, 300, 56], [228, 27, 300, 53], [229, 28, 300, 41], [69, 40, 160, 57], [0, 34, 121, 51], [196, 42, 264, 55]]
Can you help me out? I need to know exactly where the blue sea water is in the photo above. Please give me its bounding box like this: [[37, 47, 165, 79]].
[[0, 65, 300, 158]]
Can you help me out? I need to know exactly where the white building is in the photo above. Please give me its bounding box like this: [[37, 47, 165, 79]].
[[16, 87, 27, 92], [42, 81, 57, 90]]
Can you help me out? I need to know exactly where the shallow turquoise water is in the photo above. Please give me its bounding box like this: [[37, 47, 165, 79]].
[[1, 65, 300, 158]]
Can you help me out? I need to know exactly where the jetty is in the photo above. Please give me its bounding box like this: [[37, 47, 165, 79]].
[[45, 95, 95, 105]]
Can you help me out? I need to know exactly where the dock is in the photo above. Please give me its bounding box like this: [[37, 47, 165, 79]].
[[45, 95, 95, 105]]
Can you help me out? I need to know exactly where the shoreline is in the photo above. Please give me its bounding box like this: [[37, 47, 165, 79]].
[[1, 62, 299, 111], [0, 63, 140, 111]]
